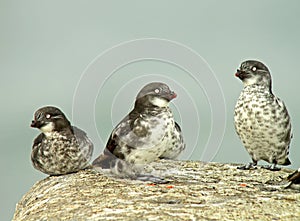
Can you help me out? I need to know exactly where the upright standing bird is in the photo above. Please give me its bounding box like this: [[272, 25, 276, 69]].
[[31, 106, 93, 175], [92, 82, 185, 181], [234, 60, 292, 170]]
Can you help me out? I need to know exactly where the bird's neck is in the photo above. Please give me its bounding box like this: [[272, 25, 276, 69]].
[[133, 100, 170, 117], [134, 97, 169, 109], [42, 126, 73, 138], [243, 83, 273, 95], [149, 97, 169, 107]]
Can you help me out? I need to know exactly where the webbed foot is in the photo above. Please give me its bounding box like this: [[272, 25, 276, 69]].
[[261, 164, 281, 171], [135, 174, 170, 184], [237, 162, 257, 170]]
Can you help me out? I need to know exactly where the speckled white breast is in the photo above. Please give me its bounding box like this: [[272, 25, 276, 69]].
[[234, 85, 291, 164]]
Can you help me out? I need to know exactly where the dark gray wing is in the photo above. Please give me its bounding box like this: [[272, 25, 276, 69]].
[[175, 122, 185, 146], [72, 126, 94, 162], [31, 133, 46, 171], [32, 133, 45, 149], [112, 113, 166, 151], [93, 108, 167, 169]]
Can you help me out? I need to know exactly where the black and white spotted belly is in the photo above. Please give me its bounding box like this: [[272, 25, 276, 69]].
[[234, 85, 291, 164], [31, 132, 92, 175], [116, 107, 184, 164]]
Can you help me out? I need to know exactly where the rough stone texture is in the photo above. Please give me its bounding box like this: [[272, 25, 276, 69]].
[[13, 160, 300, 221]]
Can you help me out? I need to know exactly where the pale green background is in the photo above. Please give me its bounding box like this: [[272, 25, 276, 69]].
[[1, 1, 300, 220]]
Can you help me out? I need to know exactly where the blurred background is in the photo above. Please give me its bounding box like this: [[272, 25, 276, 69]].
[[1, 1, 300, 220]]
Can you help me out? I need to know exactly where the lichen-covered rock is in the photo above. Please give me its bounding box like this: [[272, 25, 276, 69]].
[[13, 161, 300, 221]]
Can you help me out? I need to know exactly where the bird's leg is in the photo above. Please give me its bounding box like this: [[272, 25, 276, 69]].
[[261, 163, 281, 171], [237, 161, 257, 170]]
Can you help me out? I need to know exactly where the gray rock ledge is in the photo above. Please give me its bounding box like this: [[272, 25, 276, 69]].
[[13, 160, 300, 221]]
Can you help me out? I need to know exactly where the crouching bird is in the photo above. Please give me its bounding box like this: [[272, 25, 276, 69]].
[[31, 106, 93, 175], [92, 82, 185, 183]]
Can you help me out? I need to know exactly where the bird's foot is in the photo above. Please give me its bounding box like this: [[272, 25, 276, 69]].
[[134, 174, 170, 184], [261, 164, 281, 171], [237, 162, 257, 170]]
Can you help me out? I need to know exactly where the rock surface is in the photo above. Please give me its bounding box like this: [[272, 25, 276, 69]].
[[13, 160, 300, 221]]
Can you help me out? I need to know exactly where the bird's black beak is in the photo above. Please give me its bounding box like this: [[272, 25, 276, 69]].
[[235, 69, 241, 77], [235, 69, 247, 80], [31, 120, 42, 128]]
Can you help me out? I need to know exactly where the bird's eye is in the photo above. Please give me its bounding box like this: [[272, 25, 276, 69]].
[[45, 114, 51, 119], [154, 89, 160, 94], [252, 66, 257, 72]]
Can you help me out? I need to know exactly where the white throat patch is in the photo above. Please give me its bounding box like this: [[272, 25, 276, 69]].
[[150, 97, 169, 107], [40, 122, 55, 137], [243, 77, 259, 86]]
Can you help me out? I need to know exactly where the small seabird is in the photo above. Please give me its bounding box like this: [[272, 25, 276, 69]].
[[31, 106, 93, 175], [92, 82, 185, 182], [234, 60, 292, 171]]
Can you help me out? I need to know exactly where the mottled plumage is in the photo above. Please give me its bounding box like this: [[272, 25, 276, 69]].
[[31, 106, 93, 175], [234, 60, 292, 170], [92, 82, 185, 181]]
